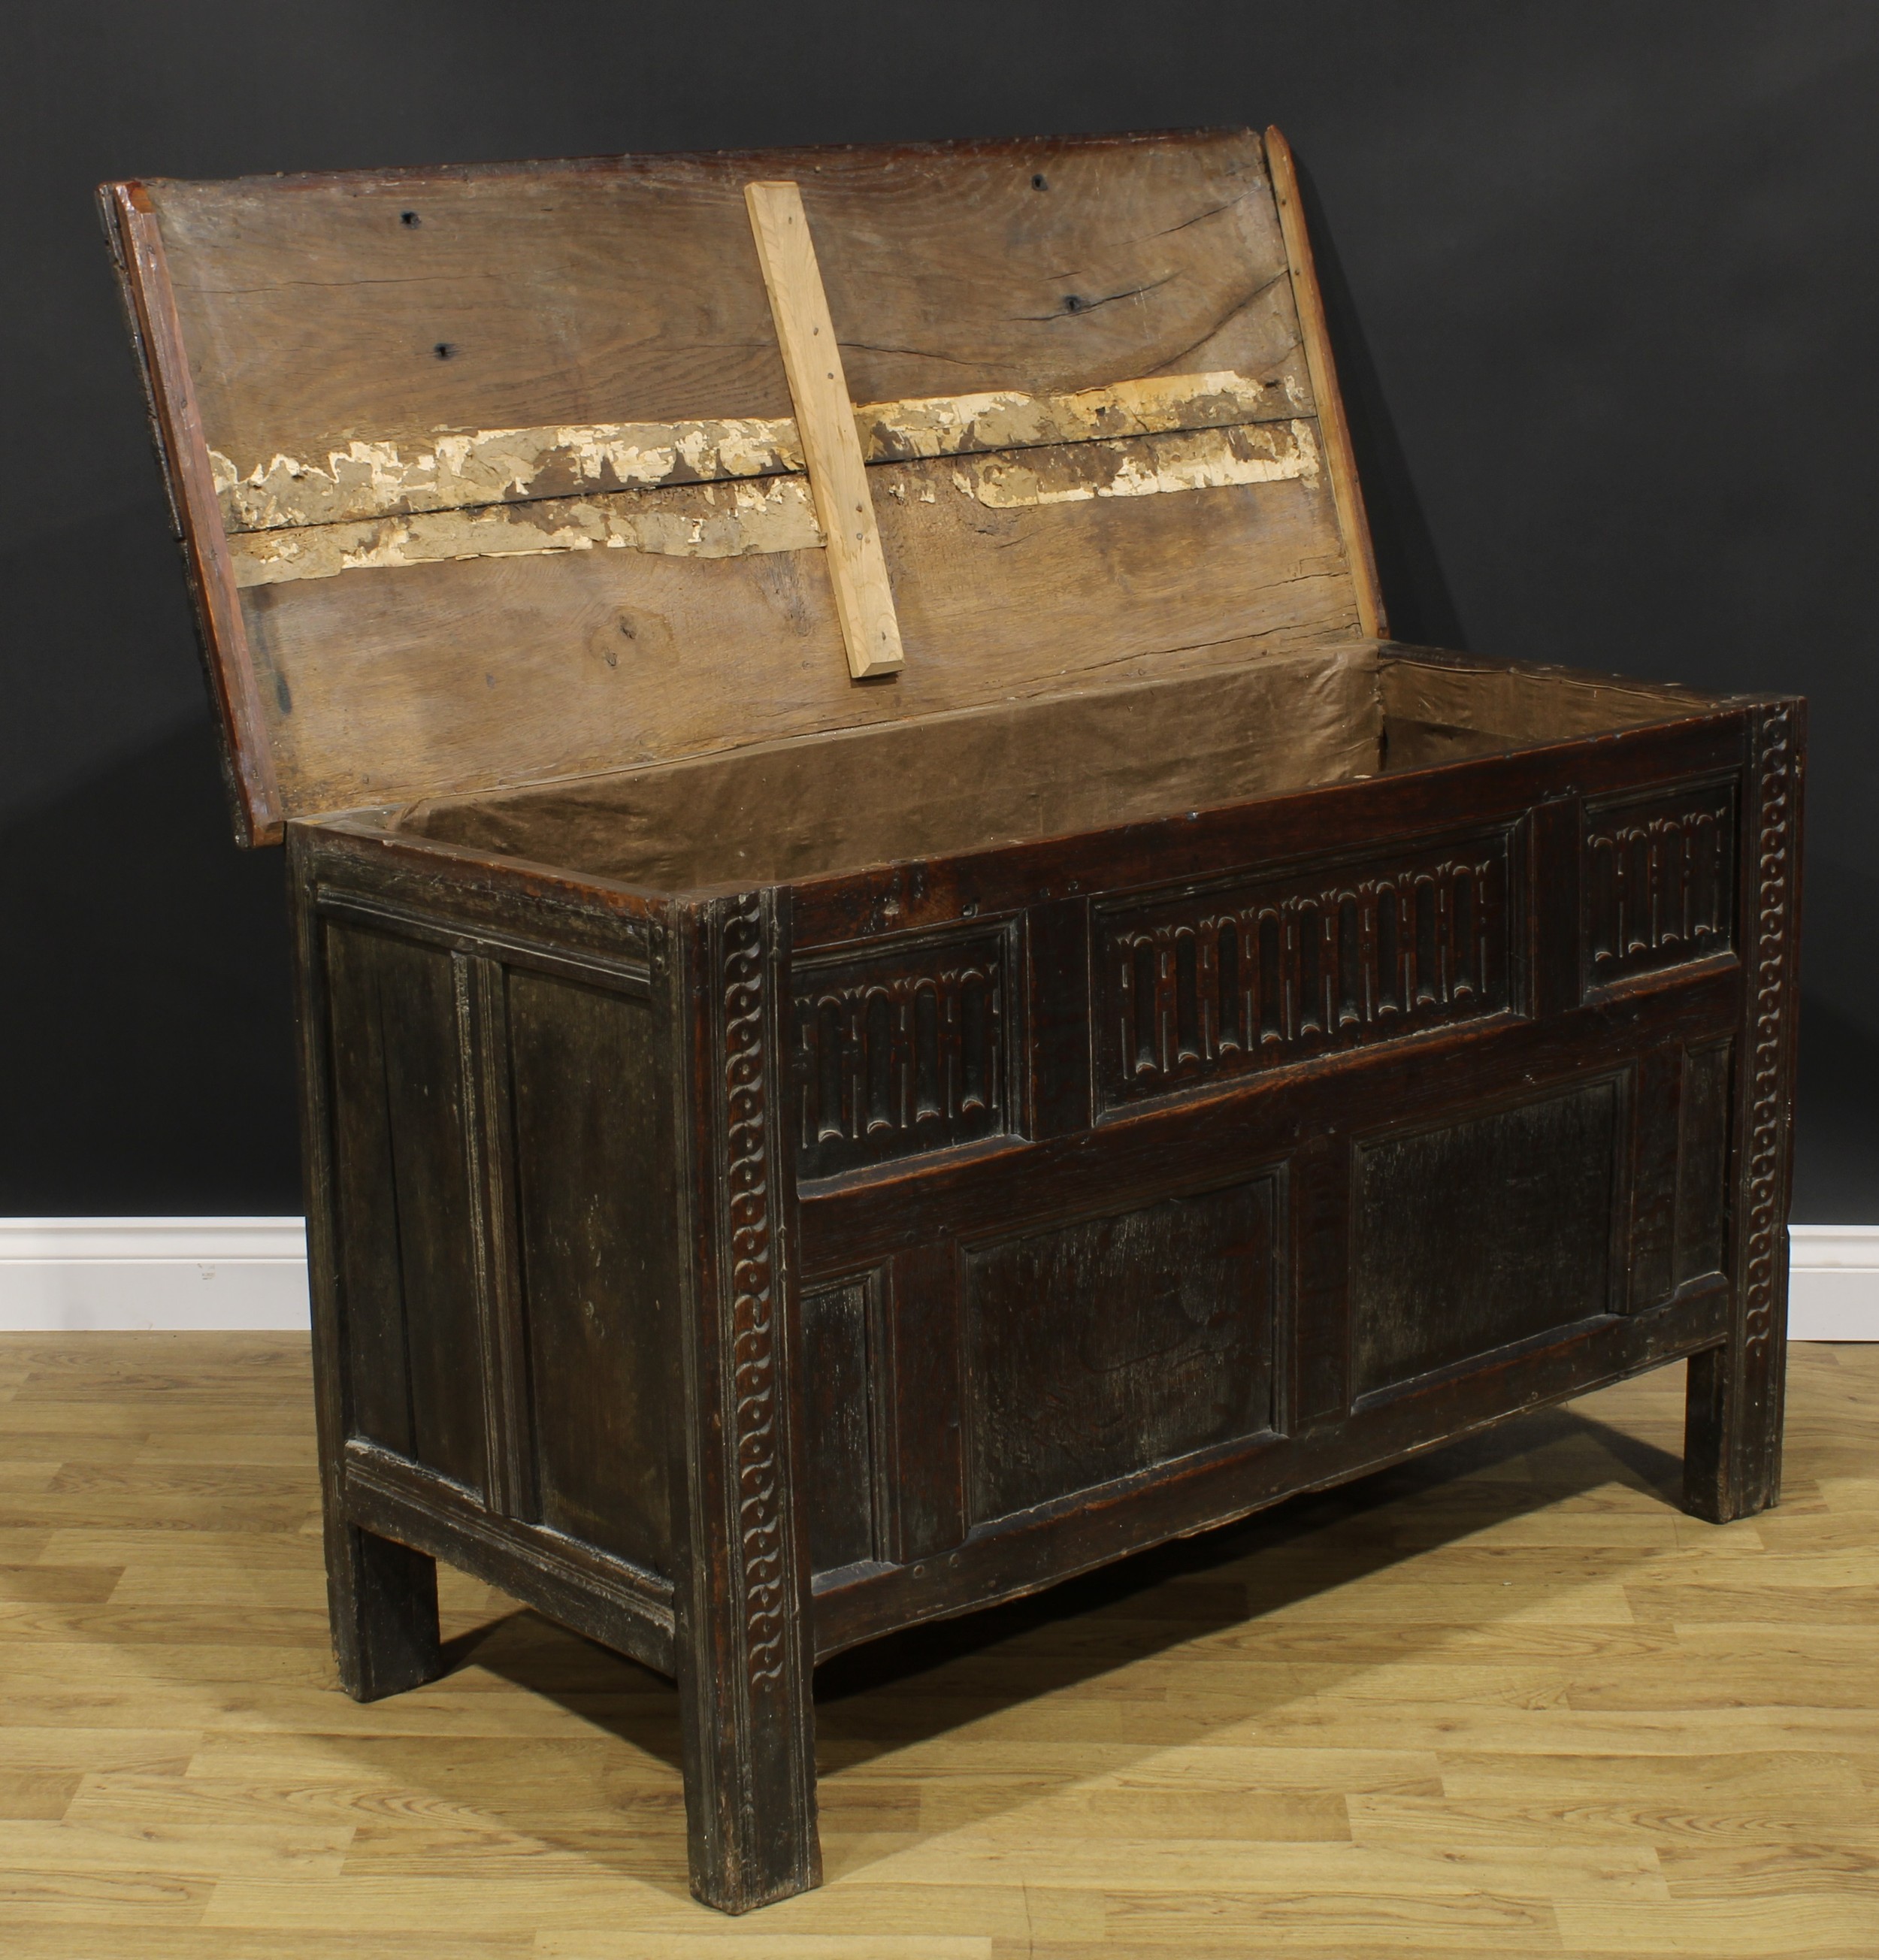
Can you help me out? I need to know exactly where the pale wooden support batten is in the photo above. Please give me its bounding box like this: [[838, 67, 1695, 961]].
[[1264, 126, 1388, 642], [744, 180, 906, 680]]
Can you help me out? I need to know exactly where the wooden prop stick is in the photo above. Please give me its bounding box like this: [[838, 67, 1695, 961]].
[[745, 180, 905, 679]]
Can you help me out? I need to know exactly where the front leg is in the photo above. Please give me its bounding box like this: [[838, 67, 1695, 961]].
[[1684, 1331, 1787, 1524], [673, 891, 821, 1913], [1685, 703, 1802, 1526], [673, 1526, 821, 1913]]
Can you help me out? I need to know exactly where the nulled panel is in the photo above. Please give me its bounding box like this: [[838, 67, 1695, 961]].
[[322, 923, 487, 1493], [149, 132, 1297, 474], [1097, 822, 1517, 1109], [1583, 779, 1736, 993], [505, 968, 670, 1574], [791, 927, 1011, 1183], [964, 1178, 1277, 1524], [1351, 1079, 1621, 1402]]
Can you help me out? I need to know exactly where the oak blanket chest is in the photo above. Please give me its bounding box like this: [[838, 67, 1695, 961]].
[[102, 126, 1803, 1913]]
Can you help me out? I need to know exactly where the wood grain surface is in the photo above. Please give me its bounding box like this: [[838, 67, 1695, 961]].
[[147, 132, 1301, 467], [113, 127, 1368, 834], [1264, 125, 1387, 641], [2, 1334, 1871, 1956], [243, 465, 1358, 817]]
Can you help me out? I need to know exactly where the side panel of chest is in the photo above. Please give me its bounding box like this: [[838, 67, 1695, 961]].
[[293, 852, 682, 1671]]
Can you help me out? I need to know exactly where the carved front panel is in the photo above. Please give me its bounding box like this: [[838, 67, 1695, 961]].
[[1097, 827, 1516, 1109], [963, 1178, 1278, 1524], [790, 927, 1011, 1181], [1351, 1077, 1622, 1403], [1583, 779, 1735, 991]]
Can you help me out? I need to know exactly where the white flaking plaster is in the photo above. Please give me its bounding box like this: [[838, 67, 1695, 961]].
[[954, 420, 1321, 510], [212, 368, 1316, 537], [228, 476, 821, 587]]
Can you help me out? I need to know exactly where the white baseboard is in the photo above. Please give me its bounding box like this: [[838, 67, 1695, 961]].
[[1787, 1225, 1879, 1341], [0, 1219, 310, 1331], [1, 1217, 1875, 1338]]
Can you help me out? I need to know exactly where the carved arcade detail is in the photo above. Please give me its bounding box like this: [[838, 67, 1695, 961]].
[[1583, 779, 1735, 990], [789, 927, 1010, 1180], [1097, 829, 1516, 1107]]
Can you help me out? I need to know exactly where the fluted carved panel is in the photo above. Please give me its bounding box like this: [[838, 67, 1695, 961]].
[[1583, 779, 1735, 991], [790, 927, 1010, 1180], [1096, 828, 1517, 1108]]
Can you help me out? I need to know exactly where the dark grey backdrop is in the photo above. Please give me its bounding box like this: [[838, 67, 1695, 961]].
[[5, 2, 1874, 1217]]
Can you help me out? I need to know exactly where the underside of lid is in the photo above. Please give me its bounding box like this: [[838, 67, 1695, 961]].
[[101, 126, 1383, 845]]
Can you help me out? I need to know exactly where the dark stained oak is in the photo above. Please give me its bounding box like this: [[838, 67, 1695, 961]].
[[1348, 1078, 1622, 1401], [104, 126, 1804, 1917], [963, 1178, 1279, 1523]]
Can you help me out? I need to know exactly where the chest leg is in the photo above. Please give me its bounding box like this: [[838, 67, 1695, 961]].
[[325, 1518, 445, 1701]]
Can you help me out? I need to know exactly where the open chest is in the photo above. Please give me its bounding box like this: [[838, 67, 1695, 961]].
[[103, 125, 1802, 1913]]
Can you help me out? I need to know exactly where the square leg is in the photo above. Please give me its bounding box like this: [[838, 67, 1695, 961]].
[[1684, 1334, 1786, 1524], [1685, 703, 1800, 1527], [326, 1519, 445, 1701], [675, 1600, 821, 1913], [673, 889, 822, 1912]]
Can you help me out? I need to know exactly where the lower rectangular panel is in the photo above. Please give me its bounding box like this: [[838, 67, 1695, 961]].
[[814, 1279, 1727, 1662], [1677, 1039, 1733, 1284], [325, 921, 488, 1493], [505, 966, 673, 1572], [800, 1273, 882, 1577], [963, 1175, 1278, 1526], [1350, 1075, 1623, 1404]]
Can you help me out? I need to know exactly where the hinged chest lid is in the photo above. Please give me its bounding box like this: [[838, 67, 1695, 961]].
[[104, 126, 1382, 845]]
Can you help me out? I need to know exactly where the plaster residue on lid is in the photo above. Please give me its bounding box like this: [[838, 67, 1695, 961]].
[[228, 419, 1325, 586], [858, 368, 1312, 464], [208, 368, 1318, 537], [211, 415, 806, 534], [227, 476, 822, 587], [955, 419, 1322, 509]]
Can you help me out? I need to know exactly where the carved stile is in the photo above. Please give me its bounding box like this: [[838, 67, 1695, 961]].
[[1686, 710, 1802, 1523], [691, 891, 818, 1909]]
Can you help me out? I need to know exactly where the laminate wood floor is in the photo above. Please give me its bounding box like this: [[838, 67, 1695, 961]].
[[0, 1336, 1874, 1958]]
